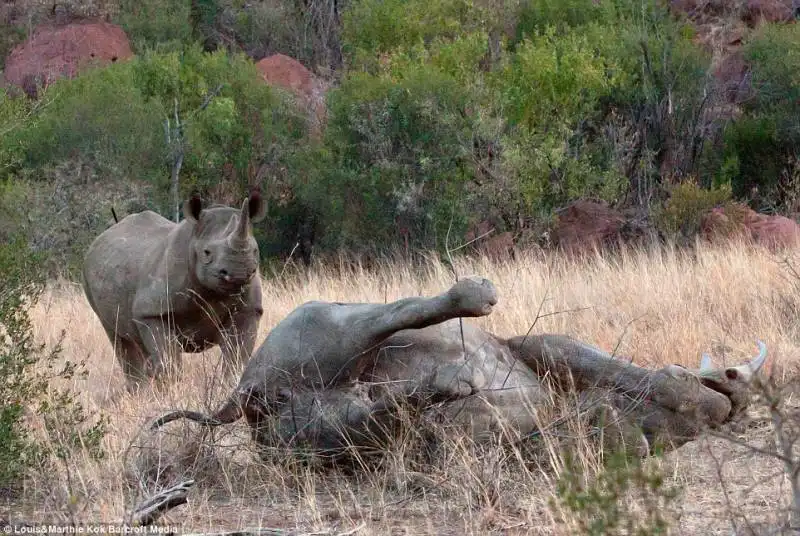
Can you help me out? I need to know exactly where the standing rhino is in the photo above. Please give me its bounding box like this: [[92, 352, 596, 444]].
[[152, 277, 768, 460], [83, 191, 267, 387]]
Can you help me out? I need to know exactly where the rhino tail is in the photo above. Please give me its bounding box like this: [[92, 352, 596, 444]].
[[111, 206, 119, 224], [150, 392, 246, 430]]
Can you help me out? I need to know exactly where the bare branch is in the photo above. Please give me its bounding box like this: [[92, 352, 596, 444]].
[[127, 479, 195, 526]]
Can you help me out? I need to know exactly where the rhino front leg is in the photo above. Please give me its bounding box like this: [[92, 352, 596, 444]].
[[219, 311, 260, 374], [219, 284, 263, 373], [270, 276, 498, 389], [134, 316, 183, 382], [107, 331, 152, 390], [333, 276, 498, 349]]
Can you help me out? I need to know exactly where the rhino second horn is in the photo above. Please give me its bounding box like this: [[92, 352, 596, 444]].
[[749, 340, 768, 374], [700, 352, 713, 371]]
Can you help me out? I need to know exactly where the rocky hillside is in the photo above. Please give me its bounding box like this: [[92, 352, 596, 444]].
[[2, 0, 800, 273]]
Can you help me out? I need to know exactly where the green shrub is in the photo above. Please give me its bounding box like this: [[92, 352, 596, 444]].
[[224, 1, 301, 58], [743, 23, 800, 113], [0, 24, 26, 71], [718, 23, 800, 208], [317, 65, 478, 252], [132, 46, 307, 207], [720, 116, 783, 205], [553, 449, 680, 535], [116, 0, 193, 53], [1, 46, 306, 215], [0, 89, 30, 176], [0, 239, 108, 493], [341, 0, 493, 71], [500, 0, 710, 210], [1, 63, 167, 182], [654, 180, 733, 240], [493, 23, 630, 210]]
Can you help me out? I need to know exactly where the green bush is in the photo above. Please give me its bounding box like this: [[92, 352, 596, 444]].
[[317, 65, 479, 252], [1, 63, 167, 182], [0, 239, 107, 493], [501, 0, 710, 210], [654, 180, 733, 240], [493, 23, 630, 210], [718, 23, 800, 208], [553, 449, 680, 535], [116, 0, 193, 53], [0, 46, 307, 216], [341, 0, 493, 71], [132, 46, 307, 206]]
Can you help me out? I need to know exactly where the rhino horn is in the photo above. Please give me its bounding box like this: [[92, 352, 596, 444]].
[[700, 352, 713, 371], [698, 340, 768, 383], [749, 340, 768, 375], [227, 197, 252, 247]]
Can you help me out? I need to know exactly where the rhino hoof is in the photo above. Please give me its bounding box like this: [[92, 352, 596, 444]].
[[447, 276, 498, 317]]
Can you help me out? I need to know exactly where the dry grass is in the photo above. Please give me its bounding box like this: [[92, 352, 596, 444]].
[[7, 241, 800, 534]]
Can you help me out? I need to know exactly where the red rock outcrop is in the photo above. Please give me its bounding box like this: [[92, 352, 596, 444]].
[[4, 22, 133, 96], [464, 221, 516, 259], [552, 200, 628, 254], [701, 203, 800, 249], [255, 53, 328, 137], [741, 0, 794, 25]]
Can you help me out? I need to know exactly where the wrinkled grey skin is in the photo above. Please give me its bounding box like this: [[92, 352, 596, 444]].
[[151, 277, 768, 460], [83, 192, 267, 387]]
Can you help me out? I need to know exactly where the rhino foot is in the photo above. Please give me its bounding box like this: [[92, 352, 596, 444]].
[[446, 276, 498, 317]]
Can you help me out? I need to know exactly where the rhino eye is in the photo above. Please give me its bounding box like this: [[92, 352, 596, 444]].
[[203, 249, 211, 256]]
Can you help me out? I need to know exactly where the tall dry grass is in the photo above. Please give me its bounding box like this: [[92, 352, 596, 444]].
[[10, 241, 800, 534]]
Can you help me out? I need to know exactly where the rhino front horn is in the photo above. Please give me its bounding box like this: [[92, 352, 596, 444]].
[[724, 340, 768, 383]]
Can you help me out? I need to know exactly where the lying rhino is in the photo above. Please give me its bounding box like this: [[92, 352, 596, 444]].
[[151, 277, 767, 459], [83, 191, 267, 387]]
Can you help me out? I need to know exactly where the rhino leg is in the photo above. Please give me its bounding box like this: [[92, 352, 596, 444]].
[[328, 276, 498, 350], [578, 388, 651, 458], [254, 276, 498, 391], [109, 333, 151, 389], [219, 294, 262, 374], [134, 317, 183, 381]]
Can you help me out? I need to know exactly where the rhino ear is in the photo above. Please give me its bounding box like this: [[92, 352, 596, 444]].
[[183, 194, 203, 222], [248, 187, 267, 223]]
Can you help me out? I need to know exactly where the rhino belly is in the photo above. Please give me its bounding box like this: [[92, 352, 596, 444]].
[[173, 322, 223, 353], [430, 367, 545, 442], [365, 321, 546, 442]]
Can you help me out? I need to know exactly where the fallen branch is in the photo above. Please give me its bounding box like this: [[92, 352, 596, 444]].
[[127, 479, 195, 526]]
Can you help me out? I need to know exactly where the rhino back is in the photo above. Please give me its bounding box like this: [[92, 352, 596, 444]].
[[83, 211, 177, 340]]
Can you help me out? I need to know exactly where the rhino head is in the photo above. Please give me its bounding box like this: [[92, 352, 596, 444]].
[[183, 189, 268, 294]]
